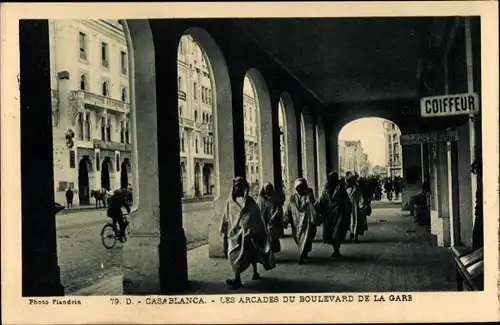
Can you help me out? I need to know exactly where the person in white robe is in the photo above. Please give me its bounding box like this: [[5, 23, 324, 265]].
[[283, 178, 318, 264], [346, 175, 368, 243], [220, 176, 275, 289]]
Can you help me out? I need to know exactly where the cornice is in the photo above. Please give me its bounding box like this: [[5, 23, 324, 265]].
[[78, 19, 127, 46]]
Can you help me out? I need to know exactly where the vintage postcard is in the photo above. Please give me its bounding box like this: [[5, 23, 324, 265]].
[[1, 1, 499, 324]]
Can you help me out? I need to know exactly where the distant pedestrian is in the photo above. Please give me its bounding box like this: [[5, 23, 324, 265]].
[[65, 187, 74, 208]]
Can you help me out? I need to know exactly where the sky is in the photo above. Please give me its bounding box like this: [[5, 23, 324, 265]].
[[338, 117, 390, 167]]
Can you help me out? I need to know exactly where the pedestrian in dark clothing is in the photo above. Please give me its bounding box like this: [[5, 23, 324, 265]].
[[65, 187, 74, 208]]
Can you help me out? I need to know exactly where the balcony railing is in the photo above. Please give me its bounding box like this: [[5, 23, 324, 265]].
[[93, 139, 132, 152], [180, 117, 195, 128], [200, 123, 213, 132], [71, 90, 129, 113], [178, 90, 187, 101]]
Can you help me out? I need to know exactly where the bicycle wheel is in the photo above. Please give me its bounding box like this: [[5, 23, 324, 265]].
[[123, 222, 131, 243], [101, 223, 117, 249]]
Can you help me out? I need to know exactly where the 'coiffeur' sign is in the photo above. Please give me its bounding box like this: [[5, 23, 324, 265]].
[[420, 93, 480, 118]]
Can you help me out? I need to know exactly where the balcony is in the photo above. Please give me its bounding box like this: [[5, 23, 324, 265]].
[[199, 122, 213, 135], [178, 90, 187, 101], [180, 117, 195, 129], [70, 90, 130, 114], [93, 139, 132, 153]]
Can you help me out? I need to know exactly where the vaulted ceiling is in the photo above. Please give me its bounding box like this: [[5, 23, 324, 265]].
[[233, 17, 439, 106]]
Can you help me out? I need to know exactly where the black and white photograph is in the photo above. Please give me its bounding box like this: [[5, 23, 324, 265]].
[[2, 1, 499, 324]]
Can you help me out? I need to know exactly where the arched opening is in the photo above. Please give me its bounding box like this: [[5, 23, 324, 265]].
[[46, 19, 234, 295], [78, 157, 90, 205], [243, 74, 260, 196], [278, 98, 288, 191], [120, 158, 131, 189], [194, 162, 201, 197], [180, 162, 187, 197], [300, 112, 307, 179], [101, 157, 111, 190], [279, 92, 298, 194], [338, 117, 405, 204], [45, 19, 140, 294], [243, 69, 273, 196]]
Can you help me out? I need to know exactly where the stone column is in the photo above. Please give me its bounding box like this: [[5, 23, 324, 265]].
[[20, 20, 64, 296], [302, 107, 317, 196], [401, 144, 423, 208], [326, 126, 339, 174], [436, 142, 451, 247], [316, 119, 327, 191], [121, 20, 187, 294]]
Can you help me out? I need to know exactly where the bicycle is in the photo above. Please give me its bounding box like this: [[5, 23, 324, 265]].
[[101, 214, 131, 249]]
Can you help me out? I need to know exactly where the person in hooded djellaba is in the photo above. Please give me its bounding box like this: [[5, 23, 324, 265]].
[[220, 176, 276, 289], [314, 172, 351, 258], [283, 178, 318, 264], [256, 182, 284, 254], [346, 175, 368, 243]]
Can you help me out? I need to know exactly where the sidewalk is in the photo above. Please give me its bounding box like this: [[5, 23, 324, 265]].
[[69, 207, 456, 295]]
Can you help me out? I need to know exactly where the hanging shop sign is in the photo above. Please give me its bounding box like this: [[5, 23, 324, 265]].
[[400, 131, 459, 146], [420, 93, 480, 118]]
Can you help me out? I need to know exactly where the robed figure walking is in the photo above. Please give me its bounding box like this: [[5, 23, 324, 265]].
[[256, 182, 284, 253], [284, 178, 318, 264], [315, 172, 351, 257], [346, 175, 368, 243], [220, 176, 275, 289]]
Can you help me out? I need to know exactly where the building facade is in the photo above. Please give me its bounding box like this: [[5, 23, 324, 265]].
[[50, 21, 217, 205], [243, 76, 260, 194], [50, 19, 132, 205], [338, 140, 371, 177], [383, 120, 403, 177], [178, 34, 215, 198]]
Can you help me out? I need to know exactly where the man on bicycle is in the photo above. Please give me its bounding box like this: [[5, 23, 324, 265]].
[[107, 189, 130, 243]]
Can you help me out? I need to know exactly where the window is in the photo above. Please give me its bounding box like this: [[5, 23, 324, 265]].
[[202, 86, 205, 103], [106, 118, 112, 141], [194, 110, 198, 122], [79, 32, 87, 60], [125, 121, 130, 144], [181, 136, 185, 152], [101, 118, 106, 140], [121, 88, 127, 102], [179, 105, 183, 117], [179, 40, 184, 55], [102, 82, 109, 97], [69, 150, 76, 168], [84, 113, 91, 141], [195, 137, 199, 154], [101, 42, 109, 68], [120, 121, 125, 143], [120, 51, 127, 75], [96, 152, 100, 171], [80, 74, 87, 91], [178, 77, 182, 90], [193, 82, 197, 99], [116, 154, 120, 171]]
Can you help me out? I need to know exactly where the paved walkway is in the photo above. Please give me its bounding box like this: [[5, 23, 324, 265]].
[[71, 207, 456, 295]]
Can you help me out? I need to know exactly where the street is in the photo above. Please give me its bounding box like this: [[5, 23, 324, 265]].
[[56, 201, 215, 294]]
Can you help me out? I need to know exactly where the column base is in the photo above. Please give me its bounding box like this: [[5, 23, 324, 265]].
[[122, 228, 188, 295], [122, 234, 162, 295], [23, 265, 65, 297], [436, 217, 451, 247], [430, 210, 439, 235], [208, 197, 225, 258]]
